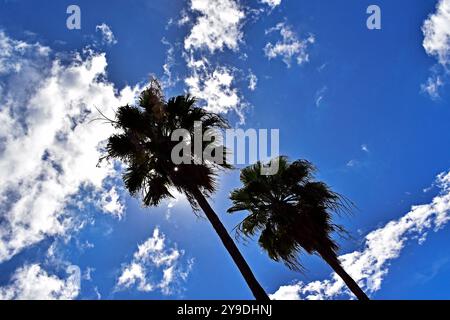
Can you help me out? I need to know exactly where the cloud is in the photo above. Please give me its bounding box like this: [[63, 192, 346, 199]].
[[361, 144, 370, 153], [96, 23, 118, 45], [421, 74, 444, 99], [0, 264, 80, 300], [315, 86, 327, 107], [260, 0, 282, 9], [184, 0, 245, 53], [264, 22, 315, 67], [421, 0, 450, 98], [161, 38, 179, 88], [184, 55, 245, 122], [99, 186, 125, 218], [422, 0, 450, 66], [346, 145, 370, 168], [177, 10, 191, 27], [414, 257, 449, 284], [0, 31, 142, 263], [116, 228, 193, 295], [82, 267, 95, 281], [346, 159, 359, 168], [164, 189, 188, 220], [271, 171, 450, 300], [0, 30, 50, 75], [248, 71, 258, 91]]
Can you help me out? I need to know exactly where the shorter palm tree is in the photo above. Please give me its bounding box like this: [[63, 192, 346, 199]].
[[228, 156, 369, 300]]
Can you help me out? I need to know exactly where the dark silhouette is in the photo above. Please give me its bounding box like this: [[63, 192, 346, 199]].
[[228, 156, 369, 300], [101, 81, 269, 300]]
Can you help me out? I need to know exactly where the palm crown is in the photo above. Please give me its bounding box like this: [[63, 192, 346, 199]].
[[103, 81, 230, 209], [228, 156, 348, 269]]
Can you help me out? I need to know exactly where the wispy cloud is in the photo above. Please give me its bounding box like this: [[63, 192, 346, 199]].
[[161, 38, 179, 88], [264, 22, 315, 68], [248, 70, 258, 91], [99, 186, 125, 218], [421, 0, 450, 98], [96, 23, 118, 45], [346, 144, 370, 168], [421, 74, 444, 100], [346, 159, 360, 168], [315, 86, 327, 107], [116, 228, 193, 295]]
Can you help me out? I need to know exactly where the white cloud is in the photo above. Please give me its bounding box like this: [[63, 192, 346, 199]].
[[264, 22, 315, 67], [346, 159, 359, 168], [346, 145, 369, 168], [177, 10, 191, 27], [164, 189, 188, 220], [82, 267, 95, 281], [0, 264, 80, 300], [271, 171, 450, 300], [184, 55, 245, 122], [0, 30, 50, 75], [422, 0, 450, 98], [248, 71, 258, 91], [99, 186, 125, 218], [94, 286, 102, 299], [116, 228, 193, 295], [422, 0, 450, 66], [260, 0, 282, 9], [96, 23, 118, 45], [0, 31, 142, 263], [161, 38, 178, 88], [315, 86, 327, 107], [361, 144, 370, 153], [421, 74, 444, 99], [184, 0, 244, 53]]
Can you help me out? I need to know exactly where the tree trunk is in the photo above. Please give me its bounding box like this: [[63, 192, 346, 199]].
[[317, 247, 370, 301], [191, 187, 270, 301]]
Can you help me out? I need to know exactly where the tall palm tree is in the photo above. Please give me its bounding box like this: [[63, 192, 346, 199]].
[[228, 156, 369, 300], [101, 81, 269, 300]]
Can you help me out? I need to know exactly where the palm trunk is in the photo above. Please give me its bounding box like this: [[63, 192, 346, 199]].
[[191, 187, 270, 301], [317, 247, 369, 301]]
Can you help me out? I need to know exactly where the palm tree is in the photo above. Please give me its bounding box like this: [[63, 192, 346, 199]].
[[101, 81, 269, 300], [228, 156, 369, 300]]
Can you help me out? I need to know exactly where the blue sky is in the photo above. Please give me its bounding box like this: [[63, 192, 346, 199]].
[[0, 0, 450, 300]]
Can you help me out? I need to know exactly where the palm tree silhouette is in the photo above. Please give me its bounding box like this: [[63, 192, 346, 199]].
[[101, 81, 269, 300], [228, 156, 369, 300]]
